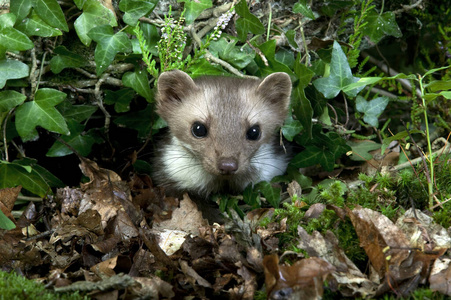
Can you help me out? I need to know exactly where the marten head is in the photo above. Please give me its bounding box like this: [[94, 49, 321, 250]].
[[155, 70, 292, 195]]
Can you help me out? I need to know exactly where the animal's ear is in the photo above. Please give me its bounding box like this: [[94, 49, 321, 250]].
[[256, 72, 292, 111], [157, 70, 197, 104]]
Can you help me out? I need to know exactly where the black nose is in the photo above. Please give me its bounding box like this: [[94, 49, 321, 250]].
[[218, 158, 238, 174]]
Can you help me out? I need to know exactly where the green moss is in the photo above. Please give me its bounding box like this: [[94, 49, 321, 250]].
[[0, 271, 88, 300]]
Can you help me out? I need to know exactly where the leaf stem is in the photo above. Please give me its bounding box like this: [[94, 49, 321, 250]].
[[418, 74, 434, 209]]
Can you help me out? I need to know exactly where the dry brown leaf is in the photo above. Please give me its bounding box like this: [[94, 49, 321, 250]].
[[429, 258, 451, 295], [131, 276, 175, 299], [296, 227, 378, 298], [90, 256, 118, 277], [263, 254, 335, 300], [347, 206, 411, 277], [0, 186, 21, 222], [153, 193, 208, 236]]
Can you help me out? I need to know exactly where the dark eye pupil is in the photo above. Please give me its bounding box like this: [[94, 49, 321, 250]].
[[191, 122, 207, 138], [246, 125, 260, 141]]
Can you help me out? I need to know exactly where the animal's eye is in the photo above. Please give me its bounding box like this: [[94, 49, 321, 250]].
[[246, 125, 261, 141], [191, 122, 208, 138]]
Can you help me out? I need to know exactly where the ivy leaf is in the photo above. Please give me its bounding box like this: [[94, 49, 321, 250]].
[[256, 181, 281, 208], [178, 0, 213, 25], [209, 37, 255, 69], [362, 11, 402, 43], [47, 120, 97, 157], [292, 86, 313, 139], [282, 115, 302, 142], [50, 46, 87, 74], [187, 58, 227, 76], [114, 105, 153, 138], [139, 22, 159, 56], [291, 145, 335, 171], [10, 0, 33, 23], [88, 25, 132, 76], [0, 160, 52, 197], [293, 56, 314, 139], [355, 95, 389, 127], [119, 0, 158, 26], [122, 70, 153, 102], [15, 88, 70, 142], [74, 0, 118, 46], [313, 41, 364, 98], [0, 90, 26, 112], [347, 141, 381, 161], [255, 40, 294, 78], [0, 59, 30, 89], [57, 101, 98, 122], [105, 88, 135, 112], [0, 14, 34, 57], [34, 0, 69, 32], [235, 0, 265, 42], [16, 10, 62, 37], [293, 0, 315, 20]]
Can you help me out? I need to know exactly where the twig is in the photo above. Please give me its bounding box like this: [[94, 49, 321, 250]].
[[246, 40, 268, 66], [393, 0, 423, 14], [2, 108, 14, 162], [29, 47, 38, 96], [94, 74, 112, 133], [364, 86, 399, 99]]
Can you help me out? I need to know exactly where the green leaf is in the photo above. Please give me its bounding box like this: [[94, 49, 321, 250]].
[[119, 0, 158, 26], [293, 0, 315, 20], [291, 145, 335, 171], [114, 105, 153, 138], [275, 48, 295, 69], [209, 36, 255, 69], [34, 0, 69, 32], [187, 58, 227, 76], [74, 0, 118, 46], [355, 96, 389, 127], [0, 209, 16, 230], [425, 79, 451, 92], [293, 56, 314, 139], [235, 0, 265, 42], [47, 120, 97, 157], [16, 10, 63, 37], [362, 11, 402, 43], [347, 141, 381, 161], [15, 88, 69, 141], [282, 115, 302, 142], [122, 70, 153, 102], [255, 40, 294, 78], [0, 27, 34, 51], [343, 73, 417, 93], [0, 59, 30, 89], [256, 181, 281, 208], [140, 23, 159, 56], [10, 0, 33, 23], [105, 88, 135, 112], [313, 41, 364, 98], [178, 0, 213, 25], [57, 101, 98, 122], [381, 129, 423, 154], [0, 13, 17, 29], [88, 25, 132, 76], [49, 46, 87, 74], [0, 90, 26, 112], [0, 160, 52, 197], [292, 86, 313, 139]]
